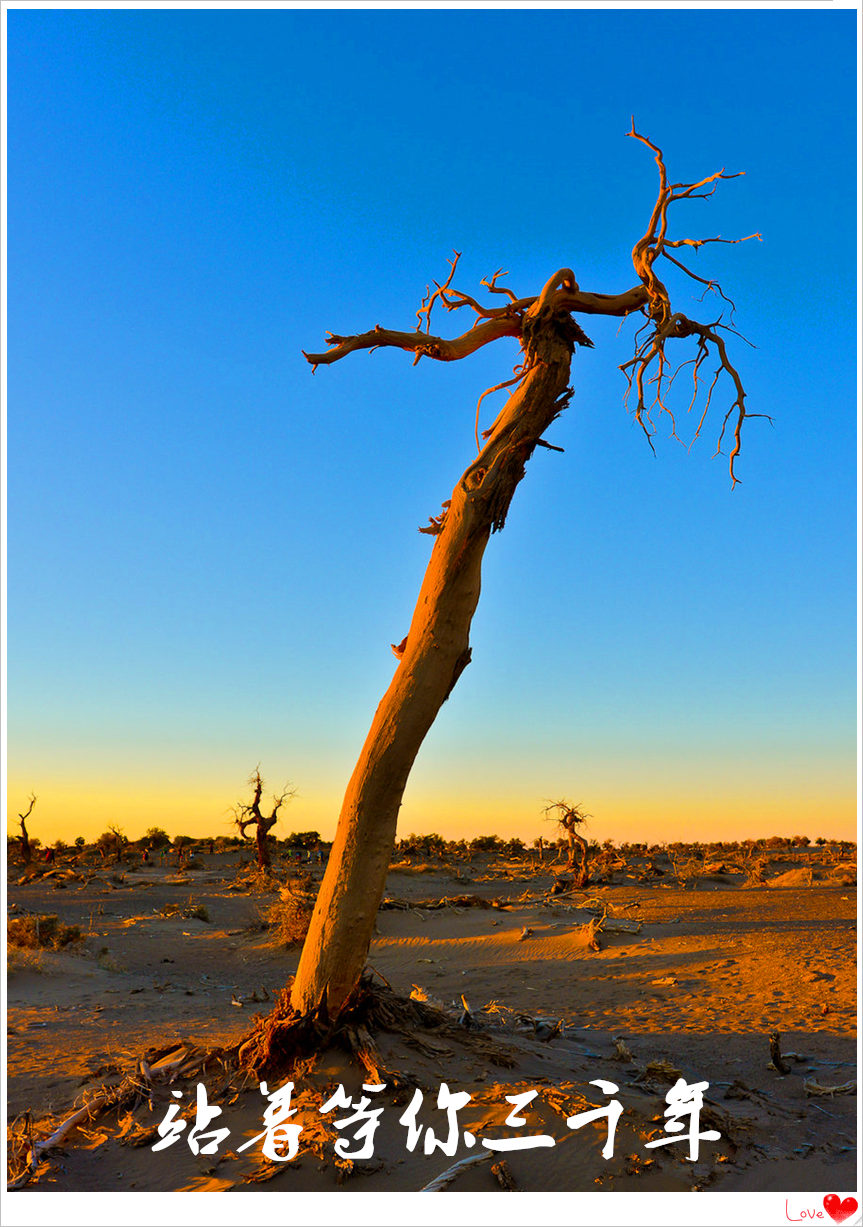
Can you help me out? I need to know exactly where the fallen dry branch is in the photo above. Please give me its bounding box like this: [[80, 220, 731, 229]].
[[7, 1041, 215, 1188], [380, 893, 507, 912], [8, 1095, 110, 1189], [420, 1150, 493, 1191], [228, 862, 284, 895], [803, 1078, 856, 1098]]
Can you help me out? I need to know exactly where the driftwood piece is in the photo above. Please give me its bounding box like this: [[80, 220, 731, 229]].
[[803, 1078, 856, 1098], [9, 1093, 111, 1188], [421, 1150, 492, 1191], [602, 917, 643, 934], [380, 893, 499, 912]]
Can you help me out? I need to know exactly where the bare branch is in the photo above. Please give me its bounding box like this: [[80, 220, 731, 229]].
[[18, 793, 37, 822], [304, 128, 758, 481], [622, 123, 761, 483], [236, 814, 257, 839], [543, 799, 592, 878], [543, 798, 591, 830], [416, 249, 463, 334], [302, 316, 523, 370], [664, 233, 762, 251], [481, 268, 519, 303], [303, 271, 649, 371], [474, 365, 531, 452], [660, 250, 739, 313]]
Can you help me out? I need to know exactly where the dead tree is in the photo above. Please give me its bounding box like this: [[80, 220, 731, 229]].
[[236, 768, 294, 870], [544, 799, 592, 886], [290, 127, 760, 1018], [16, 794, 37, 864], [107, 824, 127, 864]]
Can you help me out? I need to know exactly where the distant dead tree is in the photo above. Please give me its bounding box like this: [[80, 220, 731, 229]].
[[544, 799, 592, 886], [285, 126, 761, 1021], [235, 768, 295, 870], [96, 824, 128, 863], [108, 824, 127, 863], [16, 794, 37, 864]]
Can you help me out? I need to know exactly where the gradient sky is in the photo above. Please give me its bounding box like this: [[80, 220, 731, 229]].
[[5, 5, 859, 849]]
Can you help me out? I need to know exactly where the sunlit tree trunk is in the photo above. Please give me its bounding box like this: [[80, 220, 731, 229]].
[[291, 285, 582, 1015]]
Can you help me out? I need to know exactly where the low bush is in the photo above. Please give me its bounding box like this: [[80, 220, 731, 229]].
[[266, 875, 317, 947], [7, 914, 83, 949]]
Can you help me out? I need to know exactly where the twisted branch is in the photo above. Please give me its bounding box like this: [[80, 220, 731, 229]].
[[623, 122, 763, 485], [302, 315, 523, 370], [475, 364, 532, 452], [303, 128, 760, 484], [302, 263, 647, 371], [235, 768, 294, 839], [481, 268, 519, 303]]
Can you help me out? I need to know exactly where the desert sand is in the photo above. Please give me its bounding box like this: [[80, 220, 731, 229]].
[[5, 841, 857, 1195]]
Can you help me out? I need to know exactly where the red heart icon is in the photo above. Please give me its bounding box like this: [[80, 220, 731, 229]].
[[824, 1195, 859, 1224]]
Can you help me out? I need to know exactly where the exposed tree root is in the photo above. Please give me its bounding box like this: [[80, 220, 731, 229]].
[[229, 974, 519, 1081]]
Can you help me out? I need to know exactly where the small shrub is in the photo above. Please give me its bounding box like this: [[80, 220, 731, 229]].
[[7, 914, 83, 949], [7, 946, 45, 974], [229, 863, 282, 894], [266, 875, 317, 947]]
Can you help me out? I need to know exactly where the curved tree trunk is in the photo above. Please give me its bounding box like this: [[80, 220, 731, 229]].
[[18, 821, 32, 865], [567, 830, 589, 886], [291, 285, 581, 1016], [256, 821, 273, 869]]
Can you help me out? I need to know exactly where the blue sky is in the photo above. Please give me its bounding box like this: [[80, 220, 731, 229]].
[[6, 5, 858, 845]]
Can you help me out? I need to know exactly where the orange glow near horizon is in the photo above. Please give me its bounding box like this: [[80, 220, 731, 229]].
[[5, 775, 857, 849]]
